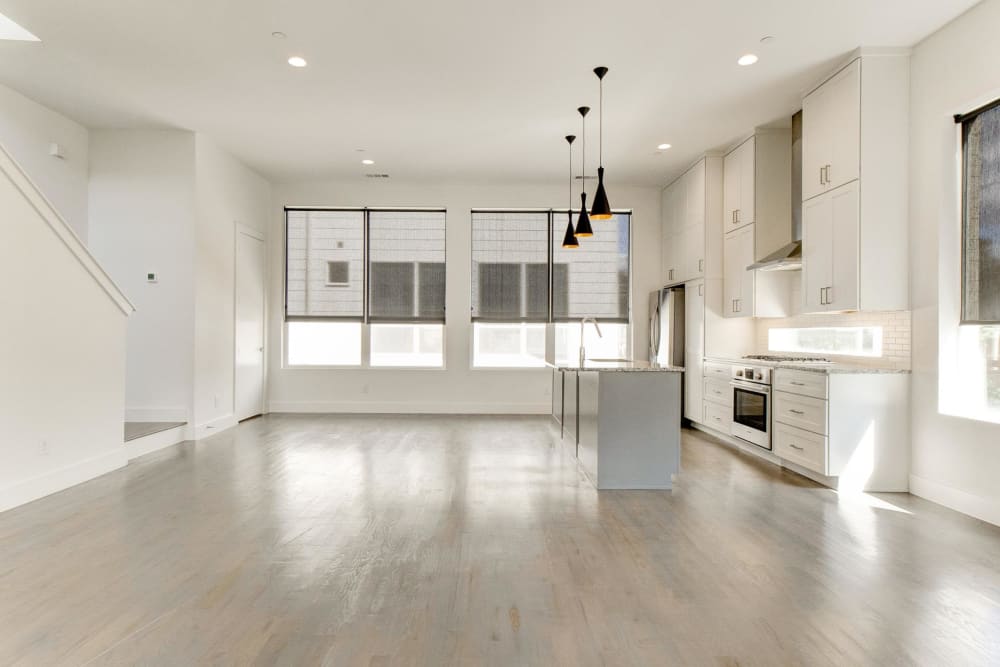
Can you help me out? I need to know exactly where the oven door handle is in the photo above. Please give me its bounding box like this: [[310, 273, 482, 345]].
[[730, 380, 771, 394]]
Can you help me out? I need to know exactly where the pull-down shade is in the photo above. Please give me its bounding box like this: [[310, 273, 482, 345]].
[[286, 209, 365, 319], [368, 210, 447, 322], [961, 102, 1000, 323], [551, 211, 630, 322], [471, 211, 550, 322]]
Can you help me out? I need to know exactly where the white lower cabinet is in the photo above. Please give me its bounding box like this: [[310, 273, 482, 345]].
[[704, 401, 732, 432], [773, 422, 828, 475], [771, 368, 909, 491], [703, 378, 731, 407]]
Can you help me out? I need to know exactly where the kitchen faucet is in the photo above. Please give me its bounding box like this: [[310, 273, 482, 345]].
[[579, 317, 602, 367]]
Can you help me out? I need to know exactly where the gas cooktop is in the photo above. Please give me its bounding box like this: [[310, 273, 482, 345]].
[[743, 354, 832, 363]]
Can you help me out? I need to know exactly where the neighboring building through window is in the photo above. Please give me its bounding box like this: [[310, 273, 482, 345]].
[[284, 208, 446, 367], [470, 209, 631, 368]]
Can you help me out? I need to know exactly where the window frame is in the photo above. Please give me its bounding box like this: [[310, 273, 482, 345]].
[[957, 97, 1000, 325], [282, 207, 447, 369]]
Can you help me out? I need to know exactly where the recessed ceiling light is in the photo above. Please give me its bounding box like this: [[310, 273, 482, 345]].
[[362, 159, 375, 165], [657, 143, 672, 150], [738, 54, 759, 66], [0, 12, 40, 41], [287, 56, 307, 68], [271, 31, 287, 39]]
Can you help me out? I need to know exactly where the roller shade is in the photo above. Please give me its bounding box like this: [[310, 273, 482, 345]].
[[368, 210, 447, 322], [551, 211, 630, 322], [471, 211, 550, 322], [285, 209, 365, 319]]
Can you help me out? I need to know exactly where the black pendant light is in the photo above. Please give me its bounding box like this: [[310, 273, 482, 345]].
[[562, 135, 579, 249], [590, 66, 612, 220], [575, 106, 594, 238]]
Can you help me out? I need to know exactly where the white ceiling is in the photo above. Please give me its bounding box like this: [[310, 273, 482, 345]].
[[0, 0, 980, 187]]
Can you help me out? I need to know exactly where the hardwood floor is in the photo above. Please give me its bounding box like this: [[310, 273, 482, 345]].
[[1, 414, 999, 666]]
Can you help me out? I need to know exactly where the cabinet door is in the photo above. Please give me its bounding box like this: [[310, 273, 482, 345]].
[[684, 280, 705, 422], [826, 59, 861, 191], [687, 160, 706, 227], [737, 224, 755, 316], [828, 181, 859, 311], [739, 137, 756, 226], [661, 186, 675, 284], [802, 83, 831, 201], [723, 149, 741, 232], [686, 219, 705, 279], [723, 230, 740, 317], [802, 192, 833, 313]]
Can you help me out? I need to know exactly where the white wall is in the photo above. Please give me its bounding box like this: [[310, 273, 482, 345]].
[[268, 180, 661, 413], [0, 144, 129, 512], [88, 130, 197, 423], [0, 82, 89, 240], [193, 135, 271, 433], [909, 0, 1000, 526]]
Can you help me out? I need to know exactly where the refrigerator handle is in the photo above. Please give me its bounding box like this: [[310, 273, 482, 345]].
[[652, 301, 661, 360]]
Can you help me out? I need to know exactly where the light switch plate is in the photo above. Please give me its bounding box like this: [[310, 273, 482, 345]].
[[146, 272, 158, 283]]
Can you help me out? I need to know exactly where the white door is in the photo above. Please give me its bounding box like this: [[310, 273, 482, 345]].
[[802, 82, 831, 201], [737, 224, 755, 316], [802, 193, 833, 313], [828, 181, 860, 311], [684, 279, 705, 423], [723, 229, 740, 317], [723, 148, 741, 231], [738, 137, 756, 226], [235, 228, 266, 421], [826, 60, 861, 191]]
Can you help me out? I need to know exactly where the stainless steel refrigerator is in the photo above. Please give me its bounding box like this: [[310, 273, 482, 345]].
[[648, 287, 685, 367]]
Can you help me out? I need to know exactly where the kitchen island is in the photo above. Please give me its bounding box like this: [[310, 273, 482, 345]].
[[549, 360, 684, 490]]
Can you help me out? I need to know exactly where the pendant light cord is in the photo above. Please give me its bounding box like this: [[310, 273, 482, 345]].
[[599, 78, 603, 167], [581, 114, 586, 195]]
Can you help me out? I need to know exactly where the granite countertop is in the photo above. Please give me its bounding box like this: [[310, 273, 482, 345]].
[[546, 360, 685, 372], [706, 357, 910, 375]]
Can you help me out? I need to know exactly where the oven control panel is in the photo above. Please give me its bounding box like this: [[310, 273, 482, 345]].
[[732, 365, 771, 384]]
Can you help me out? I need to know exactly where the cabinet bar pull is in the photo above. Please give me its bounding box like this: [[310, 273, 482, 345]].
[[698, 259, 704, 272], [789, 443, 804, 451], [790, 381, 806, 386], [789, 409, 805, 415]]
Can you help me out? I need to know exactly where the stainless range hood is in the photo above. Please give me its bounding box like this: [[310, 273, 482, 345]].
[[748, 110, 803, 272], [748, 240, 801, 271]]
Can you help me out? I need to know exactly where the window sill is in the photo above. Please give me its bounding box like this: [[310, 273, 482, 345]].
[[283, 364, 446, 371]]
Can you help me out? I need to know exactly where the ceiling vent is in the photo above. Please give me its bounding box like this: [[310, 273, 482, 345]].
[[365, 173, 390, 179]]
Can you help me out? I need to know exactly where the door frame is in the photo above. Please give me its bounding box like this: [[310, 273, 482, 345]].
[[234, 222, 267, 421]]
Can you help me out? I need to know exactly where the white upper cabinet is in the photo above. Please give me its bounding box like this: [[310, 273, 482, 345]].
[[721, 129, 793, 318], [802, 59, 860, 201], [661, 157, 721, 286], [723, 137, 755, 231], [799, 52, 909, 313]]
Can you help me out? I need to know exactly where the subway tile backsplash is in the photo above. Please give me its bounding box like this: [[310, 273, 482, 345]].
[[754, 310, 912, 370]]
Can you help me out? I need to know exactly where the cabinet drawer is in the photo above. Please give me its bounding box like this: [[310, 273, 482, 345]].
[[704, 401, 732, 432], [773, 369, 828, 399], [774, 391, 828, 435], [703, 362, 731, 381], [774, 422, 828, 475], [703, 378, 732, 407]]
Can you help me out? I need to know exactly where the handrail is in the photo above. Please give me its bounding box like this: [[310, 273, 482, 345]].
[[0, 142, 134, 315]]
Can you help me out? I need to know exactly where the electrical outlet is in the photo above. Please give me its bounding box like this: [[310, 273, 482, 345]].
[[362, 384, 370, 395], [39, 441, 49, 456]]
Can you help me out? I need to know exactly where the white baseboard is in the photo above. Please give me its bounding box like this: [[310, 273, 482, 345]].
[[126, 425, 188, 460], [193, 413, 238, 440], [125, 407, 189, 422], [910, 474, 1000, 527], [267, 400, 551, 415], [0, 449, 127, 514]]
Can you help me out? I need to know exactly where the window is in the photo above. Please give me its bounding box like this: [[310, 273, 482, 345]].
[[960, 100, 1000, 323], [284, 208, 446, 367], [470, 209, 630, 367], [326, 261, 349, 286], [768, 326, 882, 357], [554, 322, 631, 365], [948, 100, 1000, 420]]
